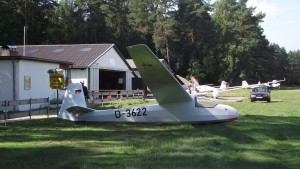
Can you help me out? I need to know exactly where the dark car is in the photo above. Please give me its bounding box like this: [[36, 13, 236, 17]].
[[250, 86, 271, 102]]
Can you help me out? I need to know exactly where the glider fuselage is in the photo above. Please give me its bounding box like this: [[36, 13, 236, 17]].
[[66, 101, 238, 124]]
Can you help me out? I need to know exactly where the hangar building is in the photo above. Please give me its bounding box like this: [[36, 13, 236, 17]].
[[15, 44, 134, 91]]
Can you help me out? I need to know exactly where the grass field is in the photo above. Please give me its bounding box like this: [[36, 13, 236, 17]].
[[1, 88, 300, 169]]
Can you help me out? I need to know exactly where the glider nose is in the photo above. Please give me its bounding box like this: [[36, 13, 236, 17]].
[[227, 106, 239, 122]]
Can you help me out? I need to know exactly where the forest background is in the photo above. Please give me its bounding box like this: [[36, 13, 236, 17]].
[[1, 0, 300, 85]]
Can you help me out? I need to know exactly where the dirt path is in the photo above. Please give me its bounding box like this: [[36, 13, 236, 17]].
[[0, 114, 57, 124]]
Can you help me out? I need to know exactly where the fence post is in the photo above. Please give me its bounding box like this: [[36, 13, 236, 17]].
[[4, 100, 7, 126], [47, 97, 50, 119], [92, 91, 95, 104], [101, 92, 104, 107], [56, 89, 59, 116], [137, 89, 140, 99], [29, 98, 32, 120], [109, 92, 112, 105]]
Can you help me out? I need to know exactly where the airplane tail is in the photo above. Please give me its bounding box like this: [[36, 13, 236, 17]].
[[176, 75, 192, 87], [242, 81, 249, 88], [58, 83, 92, 121], [212, 88, 220, 98], [220, 81, 227, 90], [190, 76, 200, 86]]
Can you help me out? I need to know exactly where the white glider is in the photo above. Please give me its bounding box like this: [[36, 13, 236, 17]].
[[177, 75, 244, 98], [242, 78, 285, 89], [58, 44, 239, 124]]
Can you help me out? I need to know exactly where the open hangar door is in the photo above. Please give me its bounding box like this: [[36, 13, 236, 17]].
[[99, 70, 125, 90], [132, 78, 144, 90]]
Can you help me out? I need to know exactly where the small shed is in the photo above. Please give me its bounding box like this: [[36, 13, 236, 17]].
[[0, 45, 72, 110]]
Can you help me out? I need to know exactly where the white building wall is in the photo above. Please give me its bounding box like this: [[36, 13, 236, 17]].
[[125, 71, 133, 90], [17, 60, 60, 99], [89, 68, 99, 90], [17, 60, 60, 110], [0, 60, 13, 101], [71, 69, 88, 86], [90, 48, 129, 71]]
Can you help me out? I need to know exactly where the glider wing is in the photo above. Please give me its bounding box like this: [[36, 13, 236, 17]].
[[127, 44, 193, 105]]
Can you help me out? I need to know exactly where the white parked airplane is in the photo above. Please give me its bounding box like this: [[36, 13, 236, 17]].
[[58, 44, 239, 124], [242, 78, 285, 89], [177, 75, 244, 98], [176, 75, 220, 97]]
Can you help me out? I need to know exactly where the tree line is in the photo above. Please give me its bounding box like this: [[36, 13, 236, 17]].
[[1, 0, 300, 85]]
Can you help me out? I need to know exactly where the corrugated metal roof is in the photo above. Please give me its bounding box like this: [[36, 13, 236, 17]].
[[0, 55, 73, 65], [15, 44, 114, 68]]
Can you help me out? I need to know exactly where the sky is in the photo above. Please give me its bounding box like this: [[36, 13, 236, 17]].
[[211, 0, 300, 52]]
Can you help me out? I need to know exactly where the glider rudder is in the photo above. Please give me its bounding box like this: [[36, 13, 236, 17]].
[[58, 83, 89, 121]]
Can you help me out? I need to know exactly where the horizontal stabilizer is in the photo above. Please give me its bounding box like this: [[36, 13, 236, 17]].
[[66, 106, 95, 114]]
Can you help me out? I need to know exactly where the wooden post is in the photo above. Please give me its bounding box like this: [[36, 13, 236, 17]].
[[92, 91, 94, 104], [47, 97, 50, 119], [29, 98, 32, 120], [101, 92, 103, 107], [56, 89, 59, 116], [4, 100, 7, 126]]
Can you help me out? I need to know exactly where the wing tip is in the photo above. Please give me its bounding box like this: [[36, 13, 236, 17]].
[[127, 44, 147, 49]]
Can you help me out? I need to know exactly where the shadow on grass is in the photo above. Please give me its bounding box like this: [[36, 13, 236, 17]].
[[0, 146, 89, 169], [190, 115, 300, 169], [0, 115, 299, 169]]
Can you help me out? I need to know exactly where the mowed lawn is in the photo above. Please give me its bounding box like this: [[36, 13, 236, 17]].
[[1, 88, 300, 169]]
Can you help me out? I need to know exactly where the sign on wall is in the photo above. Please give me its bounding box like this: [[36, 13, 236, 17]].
[[24, 75, 31, 90]]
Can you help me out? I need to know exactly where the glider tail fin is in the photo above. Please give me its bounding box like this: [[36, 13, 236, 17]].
[[58, 83, 88, 121], [242, 81, 249, 88], [220, 81, 227, 90]]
